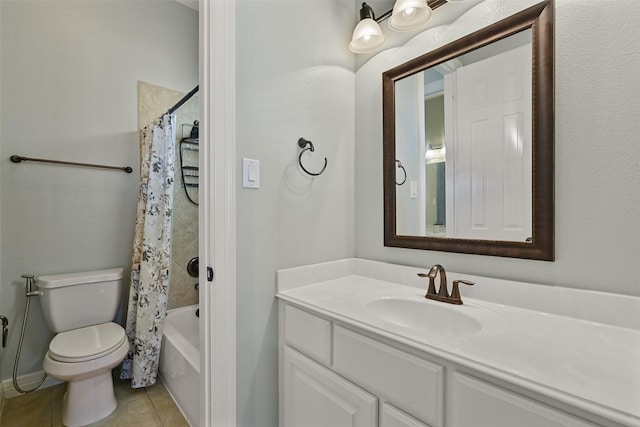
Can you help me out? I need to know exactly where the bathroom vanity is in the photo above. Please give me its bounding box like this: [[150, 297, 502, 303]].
[[277, 259, 640, 427]]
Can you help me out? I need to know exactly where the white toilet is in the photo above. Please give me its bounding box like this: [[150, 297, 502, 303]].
[[37, 268, 129, 427]]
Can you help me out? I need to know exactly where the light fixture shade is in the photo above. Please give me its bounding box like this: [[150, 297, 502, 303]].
[[388, 0, 432, 31], [425, 145, 446, 164], [349, 18, 385, 54]]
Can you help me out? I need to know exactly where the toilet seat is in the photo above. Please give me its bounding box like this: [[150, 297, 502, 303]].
[[48, 322, 127, 363]]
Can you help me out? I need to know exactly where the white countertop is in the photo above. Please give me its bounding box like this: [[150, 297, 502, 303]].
[[276, 259, 640, 427]]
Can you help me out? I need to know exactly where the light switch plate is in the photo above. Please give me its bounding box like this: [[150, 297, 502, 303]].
[[243, 158, 260, 188]]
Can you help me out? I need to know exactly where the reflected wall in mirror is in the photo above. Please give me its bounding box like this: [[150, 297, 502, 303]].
[[383, 0, 554, 260]]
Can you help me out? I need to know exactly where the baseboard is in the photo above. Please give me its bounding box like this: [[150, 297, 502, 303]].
[[2, 371, 62, 399]]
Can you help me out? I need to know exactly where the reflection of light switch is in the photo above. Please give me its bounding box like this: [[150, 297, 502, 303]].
[[410, 181, 417, 199], [243, 158, 260, 188]]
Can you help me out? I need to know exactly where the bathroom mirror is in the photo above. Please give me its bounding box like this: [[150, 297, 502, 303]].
[[383, 1, 554, 260]]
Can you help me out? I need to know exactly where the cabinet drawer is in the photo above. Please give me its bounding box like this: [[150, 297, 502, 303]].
[[284, 304, 332, 365], [452, 373, 597, 427], [333, 326, 444, 427]]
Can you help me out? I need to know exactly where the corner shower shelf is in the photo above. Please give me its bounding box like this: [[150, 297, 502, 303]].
[[179, 137, 199, 205]]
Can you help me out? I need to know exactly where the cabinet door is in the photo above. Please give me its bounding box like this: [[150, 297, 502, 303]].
[[452, 373, 596, 427], [283, 347, 377, 427]]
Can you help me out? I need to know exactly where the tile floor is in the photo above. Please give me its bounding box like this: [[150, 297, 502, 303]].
[[0, 375, 189, 427]]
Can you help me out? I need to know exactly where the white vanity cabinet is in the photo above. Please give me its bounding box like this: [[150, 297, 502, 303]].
[[280, 302, 600, 427]]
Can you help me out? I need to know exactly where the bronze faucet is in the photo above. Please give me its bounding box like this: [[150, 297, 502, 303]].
[[417, 264, 475, 305]]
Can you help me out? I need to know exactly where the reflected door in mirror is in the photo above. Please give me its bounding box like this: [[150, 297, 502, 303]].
[[452, 43, 532, 242]]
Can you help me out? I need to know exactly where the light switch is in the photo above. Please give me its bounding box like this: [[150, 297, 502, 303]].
[[243, 158, 260, 188], [410, 180, 417, 199]]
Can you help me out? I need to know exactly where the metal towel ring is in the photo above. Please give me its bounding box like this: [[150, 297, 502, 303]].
[[297, 138, 327, 176], [395, 160, 407, 185]]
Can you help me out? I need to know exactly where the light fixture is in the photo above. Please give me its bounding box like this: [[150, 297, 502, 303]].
[[349, 3, 384, 53], [425, 144, 446, 164], [389, 0, 433, 31], [349, 0, 436, 54], [349, 3, 386, 54]]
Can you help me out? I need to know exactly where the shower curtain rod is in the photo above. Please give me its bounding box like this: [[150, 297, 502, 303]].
[[166, 85, 199, 116]]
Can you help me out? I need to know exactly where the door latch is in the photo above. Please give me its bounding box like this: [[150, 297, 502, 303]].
[[207, 266, 214, 282], [1, 315, 8, 348]]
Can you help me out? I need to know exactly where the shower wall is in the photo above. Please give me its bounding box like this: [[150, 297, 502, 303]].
[[138, 81, 199, 310]]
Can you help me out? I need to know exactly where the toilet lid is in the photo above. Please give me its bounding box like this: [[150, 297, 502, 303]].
[[49, 322, 127, 363]]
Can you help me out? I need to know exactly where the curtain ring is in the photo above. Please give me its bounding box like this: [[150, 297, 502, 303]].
[[297, 138, 327, 176], [395, 160, 407, 185]]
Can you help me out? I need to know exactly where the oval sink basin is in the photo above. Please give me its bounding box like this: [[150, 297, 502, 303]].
[[365, 298, 482, 337]]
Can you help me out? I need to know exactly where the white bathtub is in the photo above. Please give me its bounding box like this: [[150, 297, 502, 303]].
[[159, 305, 200, 427]]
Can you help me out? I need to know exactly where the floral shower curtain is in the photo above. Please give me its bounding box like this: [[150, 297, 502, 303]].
[[121, 114, 176, 388]]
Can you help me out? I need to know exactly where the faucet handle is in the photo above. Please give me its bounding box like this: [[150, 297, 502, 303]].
[[450, 280, 475, 304], [417, 273, 437, 297]]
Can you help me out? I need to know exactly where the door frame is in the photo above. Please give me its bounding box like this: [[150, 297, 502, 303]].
[[199, 0, 237, 426]]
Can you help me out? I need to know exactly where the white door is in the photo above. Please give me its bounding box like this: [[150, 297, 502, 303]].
[[453, 44, 532, 241], [283, 347, 378, 427]]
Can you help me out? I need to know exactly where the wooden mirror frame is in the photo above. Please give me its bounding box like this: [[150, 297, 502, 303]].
[[383, 0, 554, 260]]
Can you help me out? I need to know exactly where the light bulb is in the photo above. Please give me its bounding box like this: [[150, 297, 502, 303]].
[[403, 7, 415, 17]]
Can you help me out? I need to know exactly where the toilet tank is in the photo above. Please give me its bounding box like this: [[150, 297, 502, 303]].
[[37, 268, 125, 333]]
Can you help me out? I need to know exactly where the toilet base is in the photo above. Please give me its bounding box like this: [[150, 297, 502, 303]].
[[62, 371, 117, 427]]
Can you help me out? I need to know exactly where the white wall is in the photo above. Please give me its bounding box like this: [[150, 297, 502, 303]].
[[395, 74, 422, 235], [233, 1, 640, 425], [235, 0, 355, 425], [355, 0, 640, 296], [0, 0, 197, 384]]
